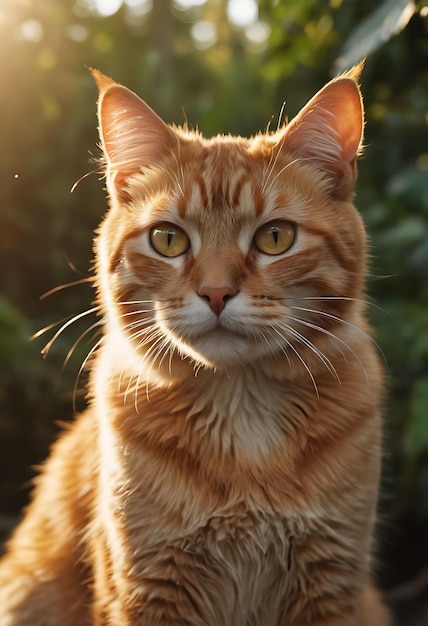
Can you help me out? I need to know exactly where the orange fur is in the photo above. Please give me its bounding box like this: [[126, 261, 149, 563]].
[[0, 68, 390, 625]]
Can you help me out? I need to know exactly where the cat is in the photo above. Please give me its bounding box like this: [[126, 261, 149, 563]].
[[0, 66, 391, 626]]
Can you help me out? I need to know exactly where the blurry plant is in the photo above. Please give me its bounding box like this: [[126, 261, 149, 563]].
[[0, 0, 427, 592], [334, 0, 419, 73]]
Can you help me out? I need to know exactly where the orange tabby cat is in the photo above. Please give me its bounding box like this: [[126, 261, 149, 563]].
[[0, 67, 391, 625]]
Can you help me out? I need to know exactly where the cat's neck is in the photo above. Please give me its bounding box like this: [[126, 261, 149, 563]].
[[93, 313, 366, 400], [91, 326, 323, 449], [93, 322, 304, 399], [92, 337, 309, 483], [90, 322, 381, 501]]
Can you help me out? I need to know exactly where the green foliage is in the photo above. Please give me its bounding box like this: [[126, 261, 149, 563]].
[[408, 379, 428, 460], [0, 0, 427, 587], [335, 0, 419, 73]]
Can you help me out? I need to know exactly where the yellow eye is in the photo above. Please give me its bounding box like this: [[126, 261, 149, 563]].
[[254, 221, 296, 255], [150, 223, 190, 258]]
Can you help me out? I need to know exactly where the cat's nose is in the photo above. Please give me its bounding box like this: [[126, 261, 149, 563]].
[[198, 286, 238, 316]]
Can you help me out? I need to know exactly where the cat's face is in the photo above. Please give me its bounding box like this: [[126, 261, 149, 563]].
[[94, 69, 366, 373]]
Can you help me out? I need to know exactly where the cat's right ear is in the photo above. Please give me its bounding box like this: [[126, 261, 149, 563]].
[[91, 69, 176, 200], [275, 65, 364, 198]]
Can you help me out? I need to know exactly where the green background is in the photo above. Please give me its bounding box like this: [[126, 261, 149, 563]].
[[0, 1, 427, 622]]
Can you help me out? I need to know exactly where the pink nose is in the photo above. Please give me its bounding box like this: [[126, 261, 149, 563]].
[[198, 286, 238, 316]]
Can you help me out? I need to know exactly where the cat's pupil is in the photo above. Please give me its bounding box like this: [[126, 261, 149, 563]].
[[272, 228, 279, 244]]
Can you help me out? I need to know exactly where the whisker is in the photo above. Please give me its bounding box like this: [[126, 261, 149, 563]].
[[170, 151, 186, 198], [270, 325, 319, 398], [121, 317, 156, 335], [264, 157, 304, 193], [63, 320, 104, 369], [173, 132, 186, 192], [289, 295, 388, 315], [33, 307, 101, 338], [118, 300, 157, 306], [117, 300, 171, 314], [286, 314, 369, 384], [276, 101, 287, 132], [261, 137, 284, 193], [128, 322, 161, 347], [70, 167, 100, 193], [65, 256, 92, 278], [290, 304, 387, 366], [31, 316, 79, 341], [290, 305, 371, 339], [133, 330, 173, 408], [277, 321, 340, 383], [118, 317, 168, 403], [40, 278, 93, 300], [38, 308, 101, 357], [72, 336, 104, 413], [261, 326, 293, 371]]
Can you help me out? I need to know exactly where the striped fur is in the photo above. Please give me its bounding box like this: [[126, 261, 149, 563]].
[[0, 68, 390, 625]]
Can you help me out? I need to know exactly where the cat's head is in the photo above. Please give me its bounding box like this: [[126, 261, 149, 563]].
[[93, 68, 366, 376]]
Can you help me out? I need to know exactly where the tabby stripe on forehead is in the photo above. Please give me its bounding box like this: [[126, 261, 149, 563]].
[[186, 176, 207, 215], [199, 170, 214, 210], [196, 175, 209, 209], [232, 175, 246, 208], [233, 177, 265, 216], [176, 190, 188, 218], [180, 174, 261, 216], [179, 179, 205, 218], [199, 164, 248, 211], [252, 185, 265, 216], [224, 167, 247, 207]]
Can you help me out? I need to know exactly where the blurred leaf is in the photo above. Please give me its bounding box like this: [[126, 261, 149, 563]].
[[407, 379, 428, 459], [387, 166, 428, 214], [335, 0, 417, 73], [0, 297, 29, 368]]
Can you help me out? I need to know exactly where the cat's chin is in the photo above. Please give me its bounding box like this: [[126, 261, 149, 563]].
[[174, 327, 271, 370]]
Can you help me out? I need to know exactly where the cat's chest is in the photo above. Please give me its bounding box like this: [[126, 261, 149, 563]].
[[128, 508, 318, 626], [182, 508, 303, 568], [181, 368, 308, 461], [107, 366, 317, 533]]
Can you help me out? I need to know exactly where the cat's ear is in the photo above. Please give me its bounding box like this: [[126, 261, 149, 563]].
[[91, 69, 176, 199], [280, 65, 364, 196]]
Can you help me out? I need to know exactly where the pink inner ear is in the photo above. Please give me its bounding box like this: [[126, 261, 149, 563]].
[[323, 79, 364, 162], [282, 76, 364, 170], [99, 85, 175, 190]]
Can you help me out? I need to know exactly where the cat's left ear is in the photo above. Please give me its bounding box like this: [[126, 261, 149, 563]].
[[279, 65, 364, 197], [91, 69, 176, 200]]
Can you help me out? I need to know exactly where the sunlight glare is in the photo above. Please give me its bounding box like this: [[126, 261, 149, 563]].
[[245, 20, 271, 47], [19, 19, 44, 42], [191, 20, 217, 49], [227, 0, 258, 28], [87, 0, 123, 17], [174, 0, 207, 9], [125, 0, 152, 17]]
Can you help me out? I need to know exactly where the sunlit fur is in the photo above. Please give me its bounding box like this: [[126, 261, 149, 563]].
[[0, 66, 390, 625]]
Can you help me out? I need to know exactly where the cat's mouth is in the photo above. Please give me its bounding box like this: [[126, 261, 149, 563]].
[[194, 323, 245, 343], [179, 321, 261, 367], [155, 308, 261, 366], [202, 325, 244, 339], [199, 316, 249, 338]]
